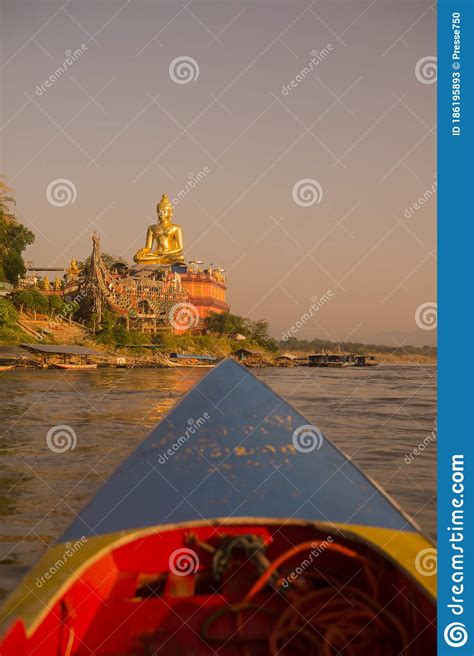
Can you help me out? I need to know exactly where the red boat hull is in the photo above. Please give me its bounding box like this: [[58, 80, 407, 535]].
[[1, 520, 435, 656]]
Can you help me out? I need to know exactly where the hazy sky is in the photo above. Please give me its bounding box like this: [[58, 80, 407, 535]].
[[0, 0, 436, 345]]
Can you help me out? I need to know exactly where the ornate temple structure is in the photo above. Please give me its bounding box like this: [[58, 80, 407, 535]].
[[82, 194, 230, 333]]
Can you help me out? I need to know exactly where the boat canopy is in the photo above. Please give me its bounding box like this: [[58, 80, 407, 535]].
[[0, 346, 27, 361], [20, 344, 103, 356], [61, 359, 416, 541]]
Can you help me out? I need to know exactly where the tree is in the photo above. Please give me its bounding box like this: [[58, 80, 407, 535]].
[[205, 312, 250, 336], [11, 288, 47, 319], [0, 177, 16, 221], [2, 250, 27, 283], [0, 177, 35, 284], [0, 298, 18, 326], [204, 311, 279, 352], [47, 294, 65, 318], [249, 319, 270, 341], [11, 289, 39, 314]]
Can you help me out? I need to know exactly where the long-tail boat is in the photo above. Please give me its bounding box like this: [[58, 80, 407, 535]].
[[0, 359, 436, 655]]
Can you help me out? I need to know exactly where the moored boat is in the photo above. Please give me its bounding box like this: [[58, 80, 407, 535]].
[[308, 353, 355, 367], [0, 365, 15, 371], [0, 359, 435, 655], [354, 354, 379, 367], [51, 363, 98, 370]]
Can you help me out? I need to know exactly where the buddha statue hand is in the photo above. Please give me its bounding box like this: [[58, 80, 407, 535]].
[[134, 247, 151, 261]]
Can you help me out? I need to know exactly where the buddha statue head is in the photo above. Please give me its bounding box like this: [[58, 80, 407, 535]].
[[156, 193, 173, 226]]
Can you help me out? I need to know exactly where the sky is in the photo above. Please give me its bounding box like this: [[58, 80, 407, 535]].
[[0, 0, 436, 346]]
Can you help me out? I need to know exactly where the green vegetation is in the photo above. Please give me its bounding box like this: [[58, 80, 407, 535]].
[[12, 289, 48, 318], [89, 310, 149, 347], [0, 298, 18, 326], [205, 312, 278, 352], [151, 332, 269, 357], [90, 310, 278, 356], [0, 298, 31, 343], [0, 178, 35, 284], [11, 289, 79, 321]]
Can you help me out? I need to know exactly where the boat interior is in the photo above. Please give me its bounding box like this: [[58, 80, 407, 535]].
[[3, 522, 436, 656]]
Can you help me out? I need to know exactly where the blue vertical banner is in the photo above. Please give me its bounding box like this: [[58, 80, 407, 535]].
[[438, 0, 474, 653]]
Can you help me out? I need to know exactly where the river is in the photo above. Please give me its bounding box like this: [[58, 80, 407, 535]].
[[0, 364, 436, 598]]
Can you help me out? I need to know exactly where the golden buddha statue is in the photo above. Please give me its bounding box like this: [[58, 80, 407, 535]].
[[66, 258, 80, 280], [134, 194, 185, 266]]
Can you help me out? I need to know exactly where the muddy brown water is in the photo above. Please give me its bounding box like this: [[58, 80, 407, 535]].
[[0, 364, 436, 598]]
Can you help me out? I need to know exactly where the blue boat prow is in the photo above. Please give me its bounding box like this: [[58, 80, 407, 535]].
[[62, 359, 415, 540]]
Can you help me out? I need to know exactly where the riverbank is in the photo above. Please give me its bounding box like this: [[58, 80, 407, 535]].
[[0, 308, 436, 367], [0, 345, 436, 369]]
